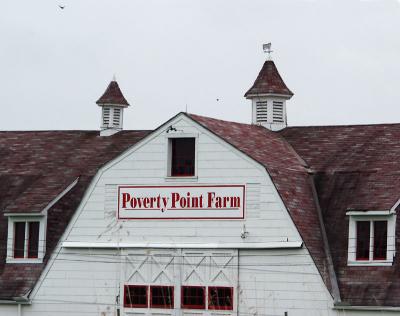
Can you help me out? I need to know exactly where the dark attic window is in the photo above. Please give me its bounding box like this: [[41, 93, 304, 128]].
[[170, 138, 195, 177], [13, 222, 26, 258], [356, 221, 370, 260], [355, 220, 388, 261], [373, 221, 388, 260], [13, 221, 40, 259]]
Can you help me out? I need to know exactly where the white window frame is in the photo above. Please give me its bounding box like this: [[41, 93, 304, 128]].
[[6, 214, 47, 263], [165, 133, 198, 182], [347, 211, 396, 266]]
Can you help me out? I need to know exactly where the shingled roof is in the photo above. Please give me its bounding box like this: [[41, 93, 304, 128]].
[[281, 124, 400, 306], [96, 80, 130, 106], [187, 113, 332, 294], [0, 130, 150, 299], [2, 113, 400, 307], [244, 60, 294, 97]]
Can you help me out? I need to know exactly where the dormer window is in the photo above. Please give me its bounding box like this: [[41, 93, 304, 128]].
[[347, 211, 396, 266], [356, 220, 388, 261], [13, 221, 40, 259], [6, 215, 46, 263]]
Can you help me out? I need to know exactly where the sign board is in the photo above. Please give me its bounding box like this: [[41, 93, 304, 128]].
[[118, 185, 245, 220]]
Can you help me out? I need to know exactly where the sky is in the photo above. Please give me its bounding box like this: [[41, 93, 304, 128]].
[[1, 0, 400, 131]]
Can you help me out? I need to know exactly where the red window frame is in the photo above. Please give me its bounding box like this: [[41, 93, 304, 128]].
[[13, 222, 26, 259], [150, 286, 174, 309], [356, 221, 370, 261], [181, 286, 206, 309], [208, 286, 233, 310], [373, 221, 388, 260], [124, 285, 148, 308], [171, 138, 195, 177]]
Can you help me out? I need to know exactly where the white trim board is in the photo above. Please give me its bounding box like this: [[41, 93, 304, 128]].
[[62, 241, 303, 249]]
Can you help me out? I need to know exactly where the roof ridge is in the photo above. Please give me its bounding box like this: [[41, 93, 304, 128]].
[[285, 122, 400, 129]]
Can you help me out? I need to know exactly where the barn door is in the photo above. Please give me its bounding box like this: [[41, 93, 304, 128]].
[[122, 249, 238, 316], [182, 249, 238, 316], [123, 249, 180, 316]]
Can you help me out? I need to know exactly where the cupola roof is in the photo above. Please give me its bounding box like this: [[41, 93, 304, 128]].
[[96, 80, 130, 106], [244, 60, 293, 97]]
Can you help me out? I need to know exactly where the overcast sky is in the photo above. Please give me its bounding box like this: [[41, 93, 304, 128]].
[[1, 0, 400, 131]]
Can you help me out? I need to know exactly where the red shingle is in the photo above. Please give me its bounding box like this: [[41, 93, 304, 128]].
[[96, 81, 130, 106], [244, 60, 293, 97]]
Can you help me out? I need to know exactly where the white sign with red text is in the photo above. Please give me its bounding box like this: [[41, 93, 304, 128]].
[[118, 185, 245, 219]]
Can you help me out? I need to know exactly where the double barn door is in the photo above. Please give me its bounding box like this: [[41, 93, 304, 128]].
[[122, 248, 238, 316]]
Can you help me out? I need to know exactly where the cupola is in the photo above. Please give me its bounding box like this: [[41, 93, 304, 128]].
[[245, 45, 293, 131], [96, 78, 130, 136]]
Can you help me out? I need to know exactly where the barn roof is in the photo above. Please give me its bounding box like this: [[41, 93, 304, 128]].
[[1, 113, 400, 306], [0, 130, 150, 299]]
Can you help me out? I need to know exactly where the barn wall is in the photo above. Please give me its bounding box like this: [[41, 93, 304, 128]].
[[66, 116, 301, 244]]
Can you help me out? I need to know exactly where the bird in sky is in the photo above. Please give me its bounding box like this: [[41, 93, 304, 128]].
[[58, 5, 65, 9]]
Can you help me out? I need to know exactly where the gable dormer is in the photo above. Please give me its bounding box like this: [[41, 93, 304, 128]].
[[245, 59, 293, 131], [96, 79, 130, 136]]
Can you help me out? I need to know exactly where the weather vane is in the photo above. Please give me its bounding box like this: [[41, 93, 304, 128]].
[[263, 43, 273, 60]]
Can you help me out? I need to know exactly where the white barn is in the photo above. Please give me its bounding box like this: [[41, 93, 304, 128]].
[[1, 57, 399, 316]]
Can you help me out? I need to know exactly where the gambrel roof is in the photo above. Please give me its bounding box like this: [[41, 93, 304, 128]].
[[0, 130, 150, 299], [1, 113, 400, 307]]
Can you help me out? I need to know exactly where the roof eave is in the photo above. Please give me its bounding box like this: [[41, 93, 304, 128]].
[[244, 92, 293, 99], [96, 102, 130, 108]]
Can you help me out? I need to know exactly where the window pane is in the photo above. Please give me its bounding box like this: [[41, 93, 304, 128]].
[[28, 222, 40, 259], [373, 221, 387, 260], [356, 221, 370, 260], [124, 285, 148, 308], [171, 138, 195, 176], [182, 286, 205, 309], [13, 222, 26, 258], [150, 286, 174, 308], [208, 287, 233, 310]]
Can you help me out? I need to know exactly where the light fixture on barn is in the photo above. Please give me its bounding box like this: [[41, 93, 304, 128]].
[[241, 224, 249, 239], [166, 125, 177, 133]]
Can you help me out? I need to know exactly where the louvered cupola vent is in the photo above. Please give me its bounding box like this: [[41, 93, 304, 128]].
[[102, 107, 110, 126], [272, 101, 284, 123], [113, 108, 121, 127], [256, 101, 268, 123]]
